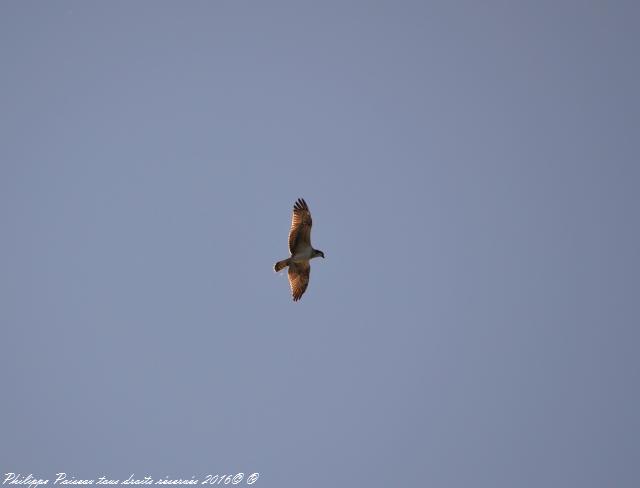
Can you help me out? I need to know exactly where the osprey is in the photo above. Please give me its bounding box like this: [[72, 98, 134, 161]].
[[274, 198, 325, 301]]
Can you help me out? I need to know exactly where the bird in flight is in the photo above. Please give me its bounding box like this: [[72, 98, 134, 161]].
[[274, 198, 325, 301]]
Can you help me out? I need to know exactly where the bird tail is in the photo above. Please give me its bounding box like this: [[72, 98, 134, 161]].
[[274, 258, 290, 272]]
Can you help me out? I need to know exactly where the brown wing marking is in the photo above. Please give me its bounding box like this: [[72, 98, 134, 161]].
[[288, 198, 313, 254], [288, 261, 310, 301]]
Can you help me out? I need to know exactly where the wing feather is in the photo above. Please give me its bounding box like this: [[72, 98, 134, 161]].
[[288, 198, 312, 254], [288, 261, 310, 301]]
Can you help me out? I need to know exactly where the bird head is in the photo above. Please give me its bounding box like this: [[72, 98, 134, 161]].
[[314, 249, 325, 259]]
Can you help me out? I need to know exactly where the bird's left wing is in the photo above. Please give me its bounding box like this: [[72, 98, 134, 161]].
[[288, 261, 310, 301]]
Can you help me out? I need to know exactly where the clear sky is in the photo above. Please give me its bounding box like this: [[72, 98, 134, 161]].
[[1, 2, 639, 487]]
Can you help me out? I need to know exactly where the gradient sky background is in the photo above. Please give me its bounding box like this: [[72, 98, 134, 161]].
[[1, 2, 639, 487]]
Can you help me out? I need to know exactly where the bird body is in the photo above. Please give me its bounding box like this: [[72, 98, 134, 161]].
[[274, 198, 324, 301], [291, 243, 315, 262]]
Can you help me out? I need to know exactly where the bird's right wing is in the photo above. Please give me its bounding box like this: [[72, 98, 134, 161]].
[[288, 198, 312, 254]]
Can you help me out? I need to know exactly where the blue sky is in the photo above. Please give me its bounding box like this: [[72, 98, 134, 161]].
[[1, 2, 639, 487]]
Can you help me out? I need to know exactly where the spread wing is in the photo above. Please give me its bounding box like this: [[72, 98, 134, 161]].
[[288, 261, 310, 301], [288, 198, 313, 254]]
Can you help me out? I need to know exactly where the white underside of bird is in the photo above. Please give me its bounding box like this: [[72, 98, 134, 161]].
[[291, 243, 314, 262]]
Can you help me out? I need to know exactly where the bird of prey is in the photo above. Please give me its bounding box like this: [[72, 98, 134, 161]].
[[274, 198, 325, 301]]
